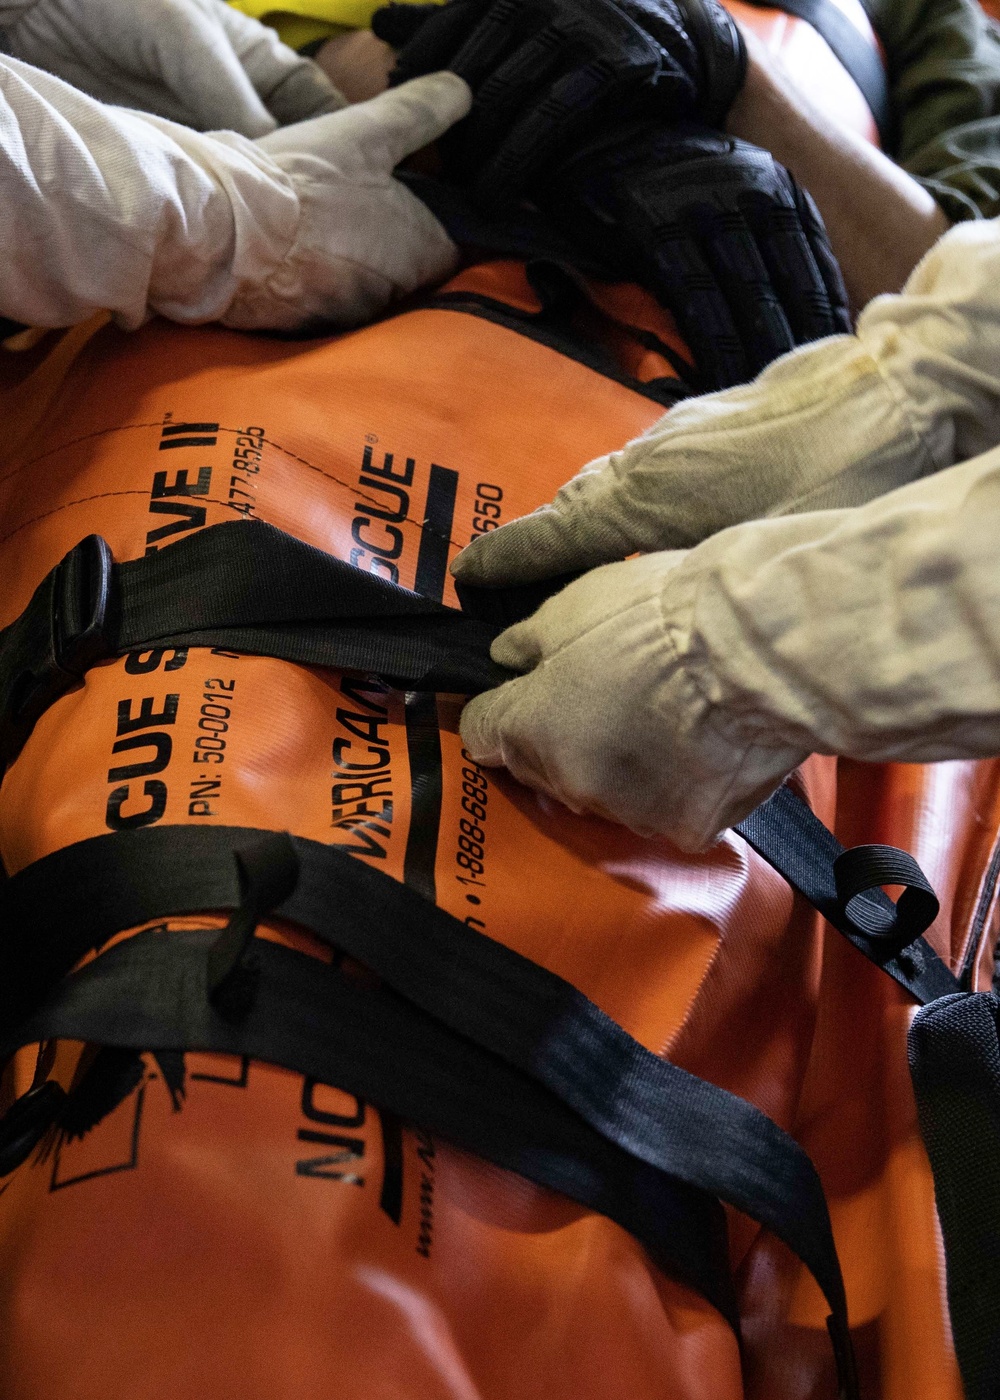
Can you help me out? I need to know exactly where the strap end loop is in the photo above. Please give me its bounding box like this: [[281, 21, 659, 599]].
[[833, 843, 939, 952], [207, 831, 300, 1022]]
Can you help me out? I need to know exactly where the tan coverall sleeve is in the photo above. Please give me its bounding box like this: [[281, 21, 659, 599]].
[[605, 217, 1000, 542]]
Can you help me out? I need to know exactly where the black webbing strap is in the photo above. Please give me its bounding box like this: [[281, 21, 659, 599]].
[[735, 785, 955, 1005], [0, 526, 948, 1001], [0, 823, 858, 1396], [0, 522, 513, 771], [908, 993, 1000, 1400], [0, 922, 737, 1329], [745, 0, 892, 146]]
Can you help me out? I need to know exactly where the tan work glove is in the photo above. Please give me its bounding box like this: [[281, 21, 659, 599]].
[[453, 220, 1000, 589], [0, 56, 469, 331], [461, 440, 1000, 852]]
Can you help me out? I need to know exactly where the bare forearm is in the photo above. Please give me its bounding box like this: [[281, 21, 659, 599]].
[[725, 43, 950, 308], [315, 29, 394, 103]]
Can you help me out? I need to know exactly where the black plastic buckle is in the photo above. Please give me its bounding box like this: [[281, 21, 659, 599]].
[[0, 1081, 66, 1177], [1, 535, 114, 768]]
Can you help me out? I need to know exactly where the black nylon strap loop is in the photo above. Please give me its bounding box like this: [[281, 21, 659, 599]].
[[206, 832, 300, 1020], [0, 1080, 66, 1176], [735, 785, 956, 1005], [833, 843, 939, 951]]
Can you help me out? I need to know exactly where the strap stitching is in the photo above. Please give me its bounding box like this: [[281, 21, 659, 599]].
[[1, 424, 466, 555]]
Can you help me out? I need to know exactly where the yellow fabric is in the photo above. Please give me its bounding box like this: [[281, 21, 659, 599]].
[[228, 0, 438, 41]]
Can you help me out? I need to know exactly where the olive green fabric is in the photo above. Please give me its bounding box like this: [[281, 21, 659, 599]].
[[869, 0, 1000, 217]]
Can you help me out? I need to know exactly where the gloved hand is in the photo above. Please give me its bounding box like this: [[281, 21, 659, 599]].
[[234, 72, 471, 329], [459, 548, 809, 851], [537, 119, 850, 392], [460, 442, 1000, 851], [451, 220, 1000, 588], [371, 0, 746, 203], [0, 56, 470, 330], [0, 0, 345, 136]]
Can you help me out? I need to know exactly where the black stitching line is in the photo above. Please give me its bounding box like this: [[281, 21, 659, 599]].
[[2, 424, 464, 554], [0, 491, 149, 550]]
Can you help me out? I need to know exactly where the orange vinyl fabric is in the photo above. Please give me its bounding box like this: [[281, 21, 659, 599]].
[[0, 9, 993, 1399]]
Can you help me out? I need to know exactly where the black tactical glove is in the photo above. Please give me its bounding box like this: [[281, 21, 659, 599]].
[[371, 0, 746, 204], [537, 119, 851, 390]]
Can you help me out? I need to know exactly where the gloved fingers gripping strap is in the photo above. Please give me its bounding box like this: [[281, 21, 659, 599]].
[[0, 528, 948, 1009], [735, 784, 955, 1005], [2, 823, 858, 1396], [0, 519, 514, 772], [909, 993, 1000, 1400], [0, 924, 735, 1327]]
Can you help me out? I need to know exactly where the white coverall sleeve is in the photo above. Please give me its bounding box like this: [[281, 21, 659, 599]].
[[0, 55, 469, 331], [453, 219, 1000, 586], [461, 443, 1000, 851], [0, 0, 346, 137], [0, 54, 292, 329]]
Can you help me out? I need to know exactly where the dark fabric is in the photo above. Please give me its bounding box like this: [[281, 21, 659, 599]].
[[736, 785, 955, 1005], [398, 169, 620, 280], [0, 520, 514, 771], [0, 924, 738, 1328], [0, 524, 947, 1014], [0, 824, 860, 1396], [537, 118, 850, 392], [867, 0, 1000, 221], [375, 0, 745, 203], [909, 993, 1000, 1400]]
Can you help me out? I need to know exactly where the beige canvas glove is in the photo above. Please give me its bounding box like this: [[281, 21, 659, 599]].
[[0, 0, 345, 135], [462, 443, 1000, 852], [0, 56, 469, 330], [453, 219, 1000, 588]]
